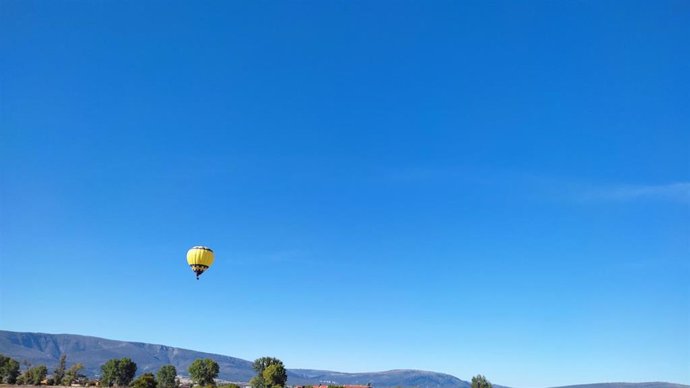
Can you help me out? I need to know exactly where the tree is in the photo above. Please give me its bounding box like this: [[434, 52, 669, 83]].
[[157, 365, 179, 388], [132, 373, 157, 388], [249, 375, 265, 388], [64, 363, 86, 385], [35, 365, 49, 385], [54, 355, 67, 386], [262, 364, 287, 388], [0, 355, 20, 384], [471, 375, 492, 388], [250, 357, 286, 388], [101, 359, 118, 387], [19, 365, 48, 385], [117, 358, 137, 387], [251, 358, 283, 375], [188, 358, 219, 387], [101, 358, 137, 387]]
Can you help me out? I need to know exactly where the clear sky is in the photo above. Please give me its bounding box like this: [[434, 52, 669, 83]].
[[1, 1, 688, 387]]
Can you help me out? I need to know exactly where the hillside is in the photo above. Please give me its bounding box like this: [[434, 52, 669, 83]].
[[0, 331, 255, 382], [288, 369, 469, 388], [0, 331, 464, 388], [547, 384, 690, 388], [1, 331, 687, 388]]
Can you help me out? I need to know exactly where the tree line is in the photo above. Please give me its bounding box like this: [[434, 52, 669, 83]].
[[0, 354, 288, 388], [2, 353, 492, 388]]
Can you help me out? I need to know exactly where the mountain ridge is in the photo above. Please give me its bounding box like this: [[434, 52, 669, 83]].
[[0, 331, 466, 387], [546, 384, 690, 388], [1, 331, 687, 388]]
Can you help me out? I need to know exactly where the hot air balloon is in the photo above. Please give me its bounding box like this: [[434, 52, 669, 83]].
[[187, 246, 214, 279]]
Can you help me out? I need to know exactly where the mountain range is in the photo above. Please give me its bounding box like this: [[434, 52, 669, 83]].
[[0, 331, 686, 388]]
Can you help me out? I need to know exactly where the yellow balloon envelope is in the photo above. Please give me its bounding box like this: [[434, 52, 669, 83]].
[[187, 246, 214, 279]]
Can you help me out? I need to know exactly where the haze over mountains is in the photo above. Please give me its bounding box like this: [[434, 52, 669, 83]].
[[0, 331, 686, 388]]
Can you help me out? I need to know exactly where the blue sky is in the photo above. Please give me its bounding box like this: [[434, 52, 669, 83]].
[[1, 1, 688, 387]]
